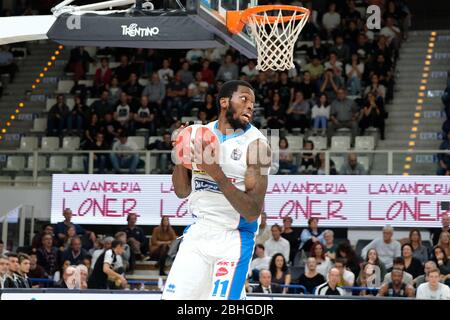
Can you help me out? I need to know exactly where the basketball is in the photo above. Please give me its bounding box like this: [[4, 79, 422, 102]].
[[174, 125, 219, 171]]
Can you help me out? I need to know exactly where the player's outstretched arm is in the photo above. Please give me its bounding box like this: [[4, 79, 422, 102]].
[[211, 139, 271, 222], [172, 164, 192, 198]]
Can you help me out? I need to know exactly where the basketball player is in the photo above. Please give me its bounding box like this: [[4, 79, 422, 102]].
[[162, 80, 272, 300]]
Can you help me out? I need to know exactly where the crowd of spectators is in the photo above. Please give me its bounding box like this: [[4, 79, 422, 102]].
[[247, 214, 450, 299], [0, 210, 178, 290], [37, 0, 410, 174]]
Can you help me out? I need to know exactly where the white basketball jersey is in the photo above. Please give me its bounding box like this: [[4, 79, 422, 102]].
[[188, 120, 268, 231]]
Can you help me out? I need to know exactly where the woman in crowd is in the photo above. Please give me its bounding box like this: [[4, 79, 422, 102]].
[[311, 93, 330, 136], [307, 242, 331, 278], [431, 245, 450, 283], [402, 243, 424, 279], [278, 137, 298, 174], [364, 248, 387, 279], [356, 262, 381, 296], [313, 152, 337, 175], [298, 257, 326, 294], [281, 216, 300, 264], [336, 241, 361, 276], [437, 231, 450, 259], [150, 216, 177, 276], [322, 229, 337, 261], [359, 92, 386, 140], [269, 253, 291, 294], [408, 229, 429, 264]]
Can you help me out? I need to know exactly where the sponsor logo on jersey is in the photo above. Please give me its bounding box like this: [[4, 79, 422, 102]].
[[217, 261, 229, 266], [216, 267, 228, 277], [166, 283, 176, 293], [231, 148, 243, 160], [193, 178, 221, 193]]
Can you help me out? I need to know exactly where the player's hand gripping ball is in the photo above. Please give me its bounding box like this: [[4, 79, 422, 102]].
[[174, 124, 219, 171]]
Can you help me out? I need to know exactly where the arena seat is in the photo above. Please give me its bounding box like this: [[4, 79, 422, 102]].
[[5, 156, 26, 171], [30, 118, 47, 133], [26, 155, 46, 171], [307, 136, 327, 150], [69, 156, 85, 172], [285, 135, 304, 150], [62, 136, 80, 150], [47, 155, 68, 172], [355, 136, 375, 151], [331, 136, 351, 150], [56, 80, 75, 94], [331, 155, 344, 173], [14, 176, 33, 186], [36, 176, 52, 186], [128, 136, 146, 150], [78, 79, 93, 87], [19, 136, 38, 150], [40, 137, 59, 150], [355, 239, 372, 258], [0, 176, 12, 186]]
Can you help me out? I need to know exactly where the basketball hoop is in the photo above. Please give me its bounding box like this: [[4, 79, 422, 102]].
[[226, 5, 310, 71]]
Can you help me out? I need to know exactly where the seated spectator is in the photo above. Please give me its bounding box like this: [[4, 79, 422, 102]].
[[3, 253, 20, 288], [357, 262, 382, 294], [359, 92, 386, 139], [329, 88, 359, 137], [333, 257, 355, 287], [61, 225, 77, 251], [179, 61, 194, 86], [265, 224, 290, 262], [0, 254, 8, 288], [380, 17, 402, 52], [65, 46, 94, 81], [265, 92, 286, 129], [17, 254, 32, 288], [142, 72, 166, 108], [27, 252, 47, 284], [200, 59, 215, 84], [298, 257, 326, 294], [123, 73, 143, 99], [253, 72, 271, 107], [114, 92, 133, 129], [110, 131, 140, 174], [251, 269, 282, 294], [55, 265, 77, 289], [158, 58, 174, 86], [314, 267, 345, 296], [313, 152, 337, 175], [249, 244, 271, 282], [91, 90, 113, 120], [62, 236, 89, 266], [307, 242, 332, 278], [278, 137, 297, 175], [431, 246, 450, 283], [0, 45, 18, 82], [281, 216, 300, 264], [241, 60, 259, 81], [165, 72, 188, 120], [345, 53, 364, 96], [306, 36, 328, 62], [255, 212, 271, 245], [303, 56, 325, 81], [91, 237, 113, 270], [383, 257, 414, 286], [187, 72, 209, 109], [416, 268, 450, 300], [83, 132, 109, 174], [336, 241, 361, 276], [83, 113, 101, 146], [94, 57, 113, 92], [311, 93, 331, 136], [185, 48, 204, 65], [199, 93, 218, 122], [216, 54, 239, 82], [318, 69, 343, 102], [378, 268, 415, 297], [147, 131, 173, 173], [438, 231, 450, 259], [55, 208, 96, 250], [299, 217, 324, 253], [322, 229, 337, 261], [115, 232, 131, 271], [364, 248, 387, 279], [107, 77, 123, 105], [121, 213, 147, 261], [361, 225, 401, 270], [330, 34, 351, 63], [321, 3, 341, 39], [269, 253, 291, 294], [324, 52, 343, 77], [339, 153, 367, 175], [414, 261, 439, 288], [99, 112, 122, 146], [47, 94, 69, 137], [88, 240, 127, 289], [68, 95, 89, 136], [150, 216, 177, 276], [36, 233, 60, 278], [402, 243, 424, 279], [76, 264, 89, 289], [286, 91, 310, 133], [364, 74, 387, 102], [408, 228, 430, 265], [0, 239, 7, 255], [294, 71, 317, 100], [114, 55, 133, 86], [31, 224, 57, 251], [431, 213, 449, 246], [300, 140, 315, 174]]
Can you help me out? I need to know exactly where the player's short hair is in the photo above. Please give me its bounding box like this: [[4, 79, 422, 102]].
[[112, 240, 125, 249], [271, 224, 282, 232], [18, 253, 30, 264], [216, 80, 254, 112]]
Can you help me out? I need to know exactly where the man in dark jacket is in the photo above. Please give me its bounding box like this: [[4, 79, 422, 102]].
[[251, 269, 282, 294]]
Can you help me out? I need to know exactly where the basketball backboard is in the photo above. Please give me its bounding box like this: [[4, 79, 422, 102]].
[[194, 0, 258, 58]]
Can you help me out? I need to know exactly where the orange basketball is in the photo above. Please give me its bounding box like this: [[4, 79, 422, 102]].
[[174, 125, 219, 170]]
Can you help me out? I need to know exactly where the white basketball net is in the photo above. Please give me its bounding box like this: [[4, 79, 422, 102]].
[[247, 9, 309, 71]]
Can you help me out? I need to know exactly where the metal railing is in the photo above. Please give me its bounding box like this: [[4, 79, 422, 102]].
[[0, 149, 446, 183]]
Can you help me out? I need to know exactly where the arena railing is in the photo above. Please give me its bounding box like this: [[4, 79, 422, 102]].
[[0, 149, 447, 183]]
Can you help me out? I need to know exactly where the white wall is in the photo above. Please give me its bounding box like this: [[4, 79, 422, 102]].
[[0, 187, 51, 220]]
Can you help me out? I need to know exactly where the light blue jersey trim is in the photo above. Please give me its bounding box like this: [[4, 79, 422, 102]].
[[213, 121, 252, 144]]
